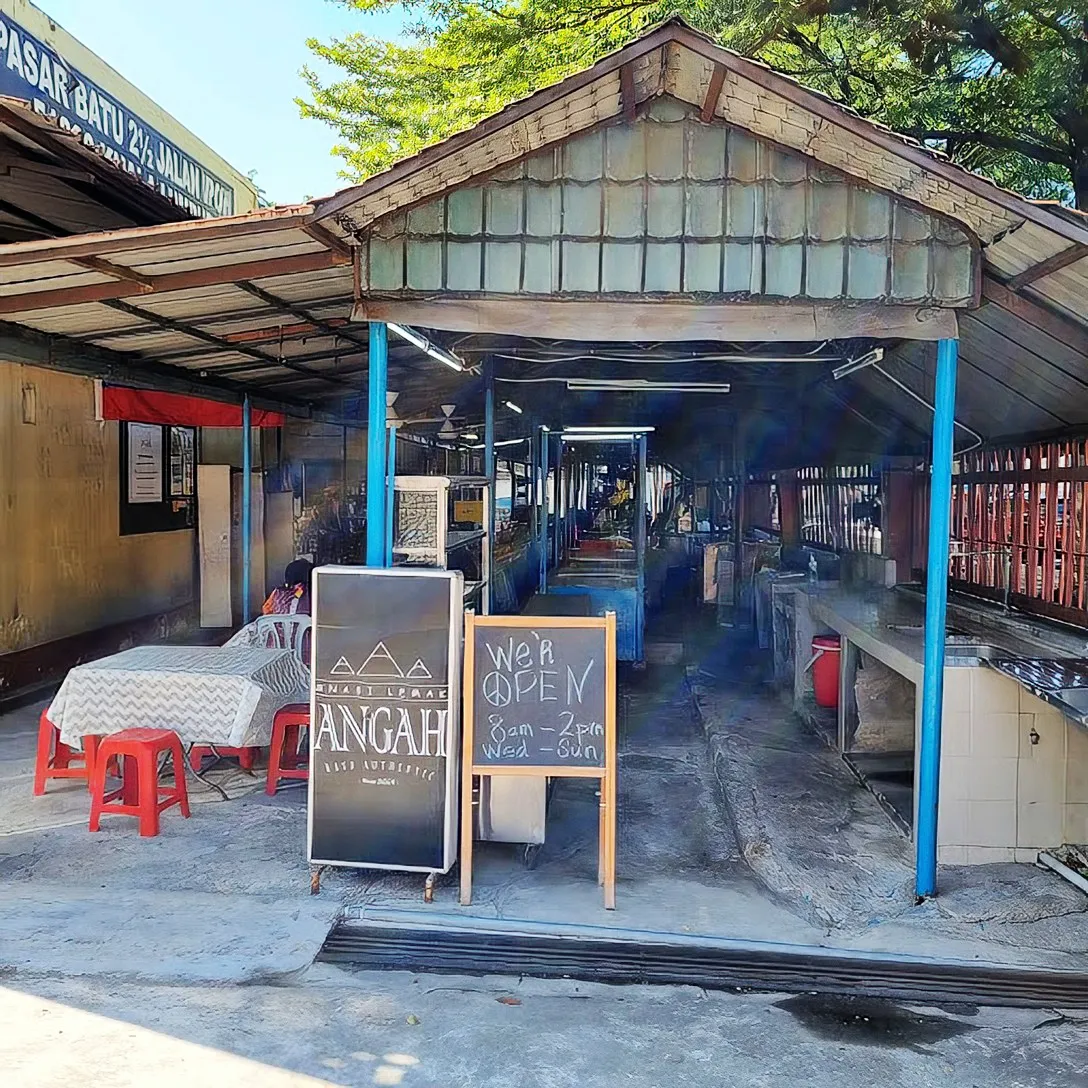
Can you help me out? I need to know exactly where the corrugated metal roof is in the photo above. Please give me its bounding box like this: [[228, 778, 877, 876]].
[[0, 19, 1085, 464]]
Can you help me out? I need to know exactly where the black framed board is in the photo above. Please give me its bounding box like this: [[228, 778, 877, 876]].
[[308, 567, 464, 873], [461, 611, 617, 908]]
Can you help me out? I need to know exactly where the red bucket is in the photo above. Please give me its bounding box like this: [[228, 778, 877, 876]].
[[810, 635, 841, 709]]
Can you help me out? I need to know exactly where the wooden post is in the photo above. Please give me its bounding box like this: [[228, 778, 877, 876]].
[[460, 610, 477, 906]]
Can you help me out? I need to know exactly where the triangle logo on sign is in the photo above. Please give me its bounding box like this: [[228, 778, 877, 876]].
[[330, 657, 355, 676], [358, 640, 404, 677], [405, 658, 432, 679]]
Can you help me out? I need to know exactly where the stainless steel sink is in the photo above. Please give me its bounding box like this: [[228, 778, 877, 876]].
[[944, 643, 998, 660]]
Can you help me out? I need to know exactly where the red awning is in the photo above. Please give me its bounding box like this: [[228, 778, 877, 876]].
[[99, 386, 285, 428]]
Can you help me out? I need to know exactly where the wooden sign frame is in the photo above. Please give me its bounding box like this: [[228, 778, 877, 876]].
[[460, 610, 617, 909]]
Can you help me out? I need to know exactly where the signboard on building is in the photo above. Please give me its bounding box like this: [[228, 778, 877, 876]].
[[309, 567, 464, 873], [0, 2, 253, 217]]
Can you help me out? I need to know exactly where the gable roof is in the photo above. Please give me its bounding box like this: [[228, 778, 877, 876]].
[[311, 18, 1088, 330]]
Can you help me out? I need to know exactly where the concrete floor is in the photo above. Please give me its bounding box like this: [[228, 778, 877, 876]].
[[2, 610, 1088, 1083], [5, 968, 1088, 1088]]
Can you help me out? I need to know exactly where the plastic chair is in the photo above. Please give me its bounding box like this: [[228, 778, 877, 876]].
[[33, 710, 104, 794], [228, 614, 311, 665], [266, 705, 309, 795], [253, 614, 310, 662], [88, 729, 190, 837]]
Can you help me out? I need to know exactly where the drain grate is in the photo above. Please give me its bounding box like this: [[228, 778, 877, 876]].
[[319, 923, 1088, 1009]]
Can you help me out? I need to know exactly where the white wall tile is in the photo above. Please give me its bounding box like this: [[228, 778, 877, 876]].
[[967, 801, 1018, 848], [941, 712, 972, 758], [937, 798, 969, 846], [938, 845, 968, 865], [1064, 803, 1088, 843], [965, 846, 1016, 864], [971, 711, 1020, 758], [1017, 801, 1063, 849], [966, 758, 1019, 802]]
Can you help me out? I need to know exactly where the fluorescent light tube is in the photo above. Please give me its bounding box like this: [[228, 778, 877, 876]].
[[387, 322, 465, 372], [504, 400, 523, 414]]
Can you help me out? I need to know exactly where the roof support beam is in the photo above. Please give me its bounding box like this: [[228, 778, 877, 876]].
[[235, 281, 370, 352], [982, 277, 1088, 357], [700, 63, 727, 123], [101, 298, 358, 391], [73, 255, 155, 291], [1006, 244, 1088, 290], [0, 208, 313, 268], [0, 319, 312, 413], [620, 62, 638, 122], [0, 249, 349, 316]]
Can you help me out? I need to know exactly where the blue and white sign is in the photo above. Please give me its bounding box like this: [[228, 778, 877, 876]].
[[0, 12, 235, 218]]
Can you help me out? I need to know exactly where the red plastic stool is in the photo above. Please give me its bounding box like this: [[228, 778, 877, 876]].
[[33, 711, 117, 795], [188, 745, 257, 772], [266, 705, 309, 795], [89, 729, 190, 837]]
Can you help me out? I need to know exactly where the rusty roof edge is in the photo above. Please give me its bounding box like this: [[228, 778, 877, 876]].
[[309, 17, 1088, 250], [0, 97, 192, 223], [0, 203, 317, 268]]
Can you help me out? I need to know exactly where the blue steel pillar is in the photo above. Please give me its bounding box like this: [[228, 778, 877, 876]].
[[241, 394, 253, 623], [538, 426, 549, 593], [484, 359, 496, 611], [385, 424, 398, 566], [916, 337, 958, 899], [635, 435, 648, 664], [366, 322, 388, 567], [552, 435, 562, 568]]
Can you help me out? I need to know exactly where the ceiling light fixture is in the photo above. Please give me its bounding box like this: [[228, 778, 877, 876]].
[[832, 348, 884, 381], [565, 379, 731, 393], [504, 400, 523, 414], [562, 425, 655, 435], [468, 437, 529, 449], [387, 321, 465, 372]]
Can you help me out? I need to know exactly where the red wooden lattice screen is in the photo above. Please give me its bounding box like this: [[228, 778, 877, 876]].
[[950, 441, 1088, 624]]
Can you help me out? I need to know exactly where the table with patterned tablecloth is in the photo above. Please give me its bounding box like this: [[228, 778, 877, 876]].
[[49, 645, 311, 751]]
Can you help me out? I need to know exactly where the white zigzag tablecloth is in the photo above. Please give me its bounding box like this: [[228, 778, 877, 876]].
[[49, 646, 310, 750]]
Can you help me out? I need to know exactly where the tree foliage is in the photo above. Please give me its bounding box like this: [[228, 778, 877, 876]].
[[300, 0, 1088, 208]]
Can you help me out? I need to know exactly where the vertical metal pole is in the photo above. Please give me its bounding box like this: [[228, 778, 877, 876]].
[[916, 337, 958, 899], [484, 359, 496, 612], [366, 322, 388, 567], [635, 436, 648, 663], [539, 427, 549, 593], [385, 424, 397, 567], [552, 435, 562, 568], [241, 394, 253, 623]]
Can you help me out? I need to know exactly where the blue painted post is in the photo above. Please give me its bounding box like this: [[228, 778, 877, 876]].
[[366, 322, 388, 567], [635, 435, 648, 664], [241, 394, 253, 623], [916, 338, 958, 899], [538, 427, 549, 593], [552, 435, 562, 568], [385, 424, 397, 566], [484, 359, 496, 612]]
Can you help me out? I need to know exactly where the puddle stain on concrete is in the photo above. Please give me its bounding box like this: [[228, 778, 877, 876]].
[[774, 994, 977, 1052]]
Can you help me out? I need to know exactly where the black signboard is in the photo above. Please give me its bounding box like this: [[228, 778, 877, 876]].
[[308, 567, 463, 872], [470, 623, 608, 769]]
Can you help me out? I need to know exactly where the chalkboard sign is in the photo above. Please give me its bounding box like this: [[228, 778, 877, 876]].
[[461, 611, 617, 908], [308, 567, 463, 873], [471, 624, 607, 768]]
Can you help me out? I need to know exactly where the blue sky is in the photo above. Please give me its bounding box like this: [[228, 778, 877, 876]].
[[37, 0, 405, 204]]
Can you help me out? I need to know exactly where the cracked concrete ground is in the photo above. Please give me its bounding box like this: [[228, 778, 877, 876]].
[[688, 623, 1088, 968], [4, 968, 1088, 1087]]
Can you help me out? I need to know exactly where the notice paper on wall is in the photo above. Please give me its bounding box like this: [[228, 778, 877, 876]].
[[127, 423, 162, 504]]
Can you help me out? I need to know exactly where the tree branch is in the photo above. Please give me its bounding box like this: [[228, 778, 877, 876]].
[[907, 129, 1072, 166]]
